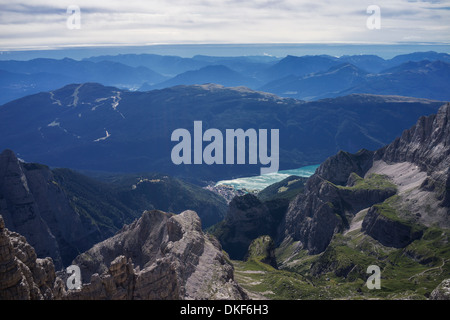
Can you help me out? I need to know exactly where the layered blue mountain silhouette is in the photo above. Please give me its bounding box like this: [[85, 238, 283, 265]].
[[1, 51, 450, 105]]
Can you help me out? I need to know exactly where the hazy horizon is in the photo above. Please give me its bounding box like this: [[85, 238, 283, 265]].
[[1, 42, 450, 61]]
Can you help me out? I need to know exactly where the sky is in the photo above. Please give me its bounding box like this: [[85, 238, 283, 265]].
[[0, 0, 449, 51]]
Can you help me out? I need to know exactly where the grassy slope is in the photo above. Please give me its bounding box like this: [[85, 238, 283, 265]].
[[232, 191, 450, 300], [334, 173, 397, 191], [257, 175, 308, 202]]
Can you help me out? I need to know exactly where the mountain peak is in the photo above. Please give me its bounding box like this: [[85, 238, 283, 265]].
[[377, 102, 450, 173], [70, 209, 247, 300]]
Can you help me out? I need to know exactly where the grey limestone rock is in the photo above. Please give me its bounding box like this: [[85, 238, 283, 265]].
[[283, 103, 450, 254], [430, 278, 450, 300], [67, 210, 247, 300], [361, 206, 424, 248], [0, 215, 59, 300]]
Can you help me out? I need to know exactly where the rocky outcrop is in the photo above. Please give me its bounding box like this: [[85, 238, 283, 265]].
[[283, 175, 343, 255], [430, 279, 450, 300], [66, 210, 247, 300], [0, 149, 103, 269], [0, 150, 62, 268], [361, 206, 424, 248], [282, 150, 381, 255], [282, 103, 450, 254], [1, 210, 247, 300], [376, 102, 450, 206], [377, 103, 450, 172], [316, 149, 374, 185], [283, 172, 396, 254], [0, 215, 59, 300]]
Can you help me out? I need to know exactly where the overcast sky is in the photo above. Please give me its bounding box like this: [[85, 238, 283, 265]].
[[0, 0, 449, 50]]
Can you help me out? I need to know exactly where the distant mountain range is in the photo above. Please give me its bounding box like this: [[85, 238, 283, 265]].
[[0, 58, 168, 104], [145, 65, 262, 90], [0, 83, 443, 181], [259, 55, 450, 101], [1, 51, 449, 105], [260, 63, 369, 100]]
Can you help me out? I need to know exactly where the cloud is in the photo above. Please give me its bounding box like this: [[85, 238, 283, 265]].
[[0, 0, 449, 50]]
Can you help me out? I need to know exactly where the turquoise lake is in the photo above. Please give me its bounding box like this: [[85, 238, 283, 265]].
[[216, 164, 320, 191]]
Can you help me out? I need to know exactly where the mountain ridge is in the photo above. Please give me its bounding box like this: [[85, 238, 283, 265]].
[[1, 51, 449, 105], [0, 82, 443, 181]]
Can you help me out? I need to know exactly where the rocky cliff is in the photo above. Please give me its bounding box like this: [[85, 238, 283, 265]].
[[361, 205, 425, 248], [0, 149, 104, 269], [281, 103, 450, 254], [0, 210, 247, 300], [282, 166, 397, 254], [67, 210, 247, 300], [0, 215, 60, 300], [430, 279, 450, 300], [375, 102, 450, 210]]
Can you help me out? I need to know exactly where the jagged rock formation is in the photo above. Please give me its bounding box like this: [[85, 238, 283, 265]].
[[315, 149, 374, 186], [283, 163, 396, 254], [67, 210, 247, 300], [281, 103, 450, 254], [377, 102, 450, 173], [374, 101, 450, 214], [0, 210, 247, 300], [0, 149, 103, 269], [361, 205, 424, 248], [430, 279, 450, 300], [0, 215, 59, 300]]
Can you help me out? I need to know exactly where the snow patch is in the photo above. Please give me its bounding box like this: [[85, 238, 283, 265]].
[[49, 91, 62, 106], [68, 84, 83, 107], [111, 91, 121, 110], [94, 130, 111, 142], [47, 120, 60, 127]]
